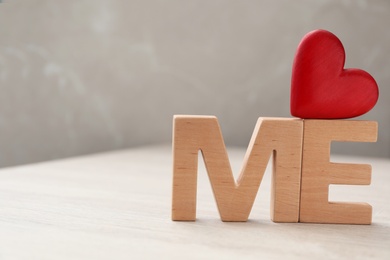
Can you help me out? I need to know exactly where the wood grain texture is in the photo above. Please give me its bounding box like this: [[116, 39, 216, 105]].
[[300, 120, 378, 224], [290, 29, 378, 119], [172, 116, 303, 222], [0, 145, 389, 259]]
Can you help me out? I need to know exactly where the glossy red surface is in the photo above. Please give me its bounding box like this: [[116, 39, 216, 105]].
[[290, 30, 378, 119]]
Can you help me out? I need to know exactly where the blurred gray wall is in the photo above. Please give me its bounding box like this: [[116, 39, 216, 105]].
[[0, 0, 389, 167]]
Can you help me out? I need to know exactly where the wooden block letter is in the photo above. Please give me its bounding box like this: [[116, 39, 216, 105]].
[[300, 120, 378, 224], [172, 116, 303, 222]]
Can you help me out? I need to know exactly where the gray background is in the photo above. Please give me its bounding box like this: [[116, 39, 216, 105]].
[[0, 0, 389, 167]]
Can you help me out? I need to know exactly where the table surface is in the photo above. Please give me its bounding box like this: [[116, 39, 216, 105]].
[[0, 145, 389, 259]]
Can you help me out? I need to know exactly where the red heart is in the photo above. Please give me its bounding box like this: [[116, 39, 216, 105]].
[[290, 29, 379, 119]]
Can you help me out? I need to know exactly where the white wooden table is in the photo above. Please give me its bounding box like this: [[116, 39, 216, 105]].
[[0, 145, 389, 259]]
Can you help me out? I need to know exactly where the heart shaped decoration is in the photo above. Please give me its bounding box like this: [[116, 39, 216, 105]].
[[290, 29, 379, 119]]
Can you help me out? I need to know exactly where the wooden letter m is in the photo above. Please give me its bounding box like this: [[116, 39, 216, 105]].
[[172, 115, 303, 222]]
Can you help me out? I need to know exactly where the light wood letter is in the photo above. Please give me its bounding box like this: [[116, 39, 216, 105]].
[[172, 116, 303, 222], [300, 120, 378, 224]]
